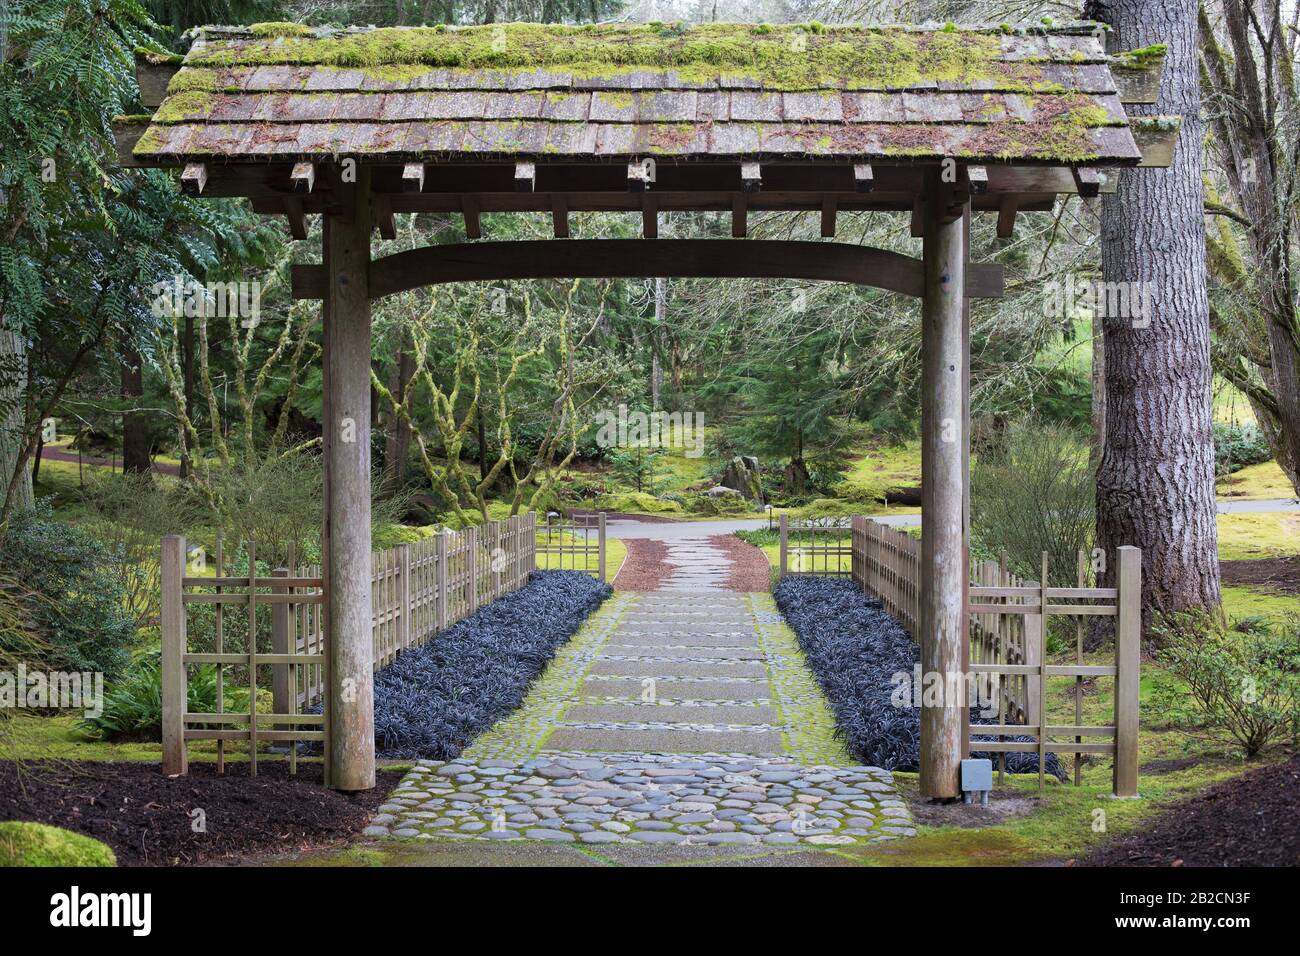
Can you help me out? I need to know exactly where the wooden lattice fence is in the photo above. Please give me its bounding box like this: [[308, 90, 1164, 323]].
[[161, 510, 605, 777]]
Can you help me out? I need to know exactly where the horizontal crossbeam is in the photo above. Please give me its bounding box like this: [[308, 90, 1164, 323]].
[[291, 239, 1003, 301]]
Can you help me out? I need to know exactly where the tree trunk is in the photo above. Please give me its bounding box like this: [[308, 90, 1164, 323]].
[[120, 346, 150, 474], [1087, 0, 1221, 634], [180, 313, 194, 479], [651, 277, 666, 410], [0, 324, 35, 516], [383, 347, 414, 495], [1090, 318, 1106, 471], [476, 406, 489, 483]]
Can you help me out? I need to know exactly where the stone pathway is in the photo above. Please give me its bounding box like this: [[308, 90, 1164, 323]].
[[364, 589, 915, 849], [656, 535, 734, 590]]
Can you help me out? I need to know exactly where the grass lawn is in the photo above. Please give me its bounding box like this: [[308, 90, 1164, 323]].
[[1217, 511, 1300, 559], [1217, 460, 1295, 500]]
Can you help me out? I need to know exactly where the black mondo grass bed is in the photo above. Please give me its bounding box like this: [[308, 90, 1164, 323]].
[[358, 570, 610, 760], [774, 576, 1065, 779]]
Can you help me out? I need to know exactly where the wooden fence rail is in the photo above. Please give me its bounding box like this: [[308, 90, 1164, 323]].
[[837, 517, 1140, 798], [161, 510, 605, 778]]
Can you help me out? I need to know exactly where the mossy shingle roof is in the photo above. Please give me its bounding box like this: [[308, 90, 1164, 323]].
[[135, 22, 1143, 165]]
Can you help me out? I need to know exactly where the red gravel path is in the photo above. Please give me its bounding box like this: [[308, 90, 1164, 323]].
[[613, 538, 674, 590], [711, 533, 772, 592]]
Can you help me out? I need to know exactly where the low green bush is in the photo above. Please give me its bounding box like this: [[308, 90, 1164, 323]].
[[80, 652, 219, 740], [594, 492, 683, 514], [0, 504, 135, 679], [1212, 422, 1272, 476], [0, 822, 116, 867], [1155, 611, 1300, 758]]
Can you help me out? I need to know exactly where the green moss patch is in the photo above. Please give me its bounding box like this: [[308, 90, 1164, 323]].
[[0, 822, 117, 867], [188, 23, 1053, 93]]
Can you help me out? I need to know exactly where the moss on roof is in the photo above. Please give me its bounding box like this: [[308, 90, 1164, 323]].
[[187, 22, 1045, 91]]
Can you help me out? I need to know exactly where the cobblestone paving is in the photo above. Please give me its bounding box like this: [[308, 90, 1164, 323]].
[[365, 589, 915, 847]]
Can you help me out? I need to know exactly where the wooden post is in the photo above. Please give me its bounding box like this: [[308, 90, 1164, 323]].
[[323, 166, 375, 792], [160, 535, 187, 776], [598, 511, 607, 582], [435, 532, 449, 631], [271, 567, 290, 716], [466, 525, 480, 614], [398, 544, 412, 652], [1114, 546, 1142, 797], [918, 174, 967, 799], [779, 513, 789, 578]]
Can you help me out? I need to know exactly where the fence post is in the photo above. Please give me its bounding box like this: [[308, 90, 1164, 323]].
[[399, 543, 412, 651], [161, 535, 188, 776], [271, 567, 290, 716], [598, 511, 607, 582], [1023, 587, 1042, 729], [1114, 545, 1142, 798], [779, 513, 788, 578], [435, 532, 449, 631], [466, 525, 480, 614]]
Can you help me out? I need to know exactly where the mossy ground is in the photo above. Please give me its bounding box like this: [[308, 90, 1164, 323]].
[[1217, 460, 1295, 500], [0, 821, 117, 867]]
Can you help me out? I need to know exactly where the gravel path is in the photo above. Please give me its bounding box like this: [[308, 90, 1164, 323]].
[[363, 589, 915, 847]]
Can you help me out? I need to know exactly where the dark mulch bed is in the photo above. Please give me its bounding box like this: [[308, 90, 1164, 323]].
[[0, 760, 401, 866], [1221, 556, 1300, 595], [613, 538, 674, 590], [371, 570, 610, 759], [1079, 753, 1300, 866], [710, 533, 771, 592], [774, 576, 1065, 778]]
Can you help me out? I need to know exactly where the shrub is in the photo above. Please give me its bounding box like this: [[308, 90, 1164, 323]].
[[1212, 422, 1272, 476], [971, 418, 1094, 582], [0, 505, 135, 679], [0, 822, 116, 867], [80, 652, 219, 740], [1155, 611, 1300, 758], [78, 470, 199, 628], [594, 491, 683, 514]]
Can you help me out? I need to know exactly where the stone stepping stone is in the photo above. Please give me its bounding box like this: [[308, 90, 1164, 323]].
[[588, 659, 768, 679], [602, 644, 763, 660], [564, 703, 781, 724], [543, 727, 782, 754], [578, 677, 772, 701]]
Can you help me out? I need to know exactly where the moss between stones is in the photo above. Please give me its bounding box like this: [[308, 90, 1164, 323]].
[[187, 23, 1045, 93], [0, 821, 117, 867]]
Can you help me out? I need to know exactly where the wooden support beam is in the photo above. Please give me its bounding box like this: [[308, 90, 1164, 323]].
[[820, 195, 838, 238], [854, 164, 875, 193], [731, 194, 747, 238], [996, 196, 1019, 239], [180, 163, 207, 196], [1111, 49, 1165, 104], [965, 165, 989, 195], [514, 161, 535, 192], [919, 170, 967, 800], [910, 197, 924, 238], [628, 161, 652, 192], [374, 194, 396, 240], [642, 195, 658, 239], [323, 170, 376, 793], [1071, 167, 1102, 198], [160, 534, 187, 776], [293, 239, 1005, 301], [741, 162, 762, 192], [112, 118, 149, 168], [461, 196, 481, 240], [401, 163, 425, 193], [1113, 546, 1141, 798], [1131, 117, 1181, 168], [283, 196, 307, 240], [551, 196, 569, 238], [135, 52, 182, 110], [291, 162, 316, 194]]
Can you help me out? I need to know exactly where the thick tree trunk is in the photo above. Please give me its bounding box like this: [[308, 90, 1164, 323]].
[[1087, 0, 1221, 633], [0, 324, 34, 516], [1090, 320, 1106, 471], [120, 346, 150, 474]]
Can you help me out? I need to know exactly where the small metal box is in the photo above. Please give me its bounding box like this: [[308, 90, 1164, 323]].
[[961, 758, 993, 794]]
